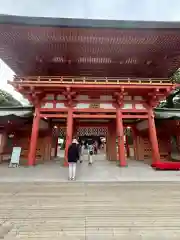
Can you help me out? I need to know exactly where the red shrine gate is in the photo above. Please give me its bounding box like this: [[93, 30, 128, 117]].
[[10, 76, 174, 167]]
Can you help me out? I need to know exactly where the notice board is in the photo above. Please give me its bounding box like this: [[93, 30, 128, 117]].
[[10, 147, 21, 166]]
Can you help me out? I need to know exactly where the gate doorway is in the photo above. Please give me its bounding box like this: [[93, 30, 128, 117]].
[[51, 125, 108, 161], [124, 127, 135, 160], [76, 126, 108, 162]]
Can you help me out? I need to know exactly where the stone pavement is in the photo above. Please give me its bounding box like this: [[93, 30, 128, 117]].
[[0, 182, 180, 239], [0, 159, 180, 182]]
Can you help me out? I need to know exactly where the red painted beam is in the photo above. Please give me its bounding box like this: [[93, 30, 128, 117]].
[[53, 122, 110, 127], [40, 108, 148, 113], [73, 114, 116, 119], [40, 108, 67, 112], [73, 108, 116, 113], [42, 99, 147, 104], [40, 114, 67, 118], [74, 122, 109, 127], [122, 115, 148, 119], [40, 111, 148, 119], [11, 82, 173, 90], [122, 109, 148, 113]]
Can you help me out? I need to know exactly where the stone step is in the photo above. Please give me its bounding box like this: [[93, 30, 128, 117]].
[[1, 182, 180, 239]]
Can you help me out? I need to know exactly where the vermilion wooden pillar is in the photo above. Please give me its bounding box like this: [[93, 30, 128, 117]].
[[116, 109, 126, 166], [148, 108, 160, 164], [28, 107, 40, 166], [64, 108, 73, 166]]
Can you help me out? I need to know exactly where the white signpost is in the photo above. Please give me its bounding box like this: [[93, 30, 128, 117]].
[[9, 147, 21, 167]]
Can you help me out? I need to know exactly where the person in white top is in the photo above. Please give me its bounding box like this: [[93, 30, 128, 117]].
[[88, 144, 94, 165], [79, 143, 85, 163]]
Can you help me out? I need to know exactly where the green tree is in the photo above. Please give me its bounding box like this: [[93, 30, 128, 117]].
[[158, 69, 180, 108], [0, 89, 22, 106], [170, 68, 180, 83]]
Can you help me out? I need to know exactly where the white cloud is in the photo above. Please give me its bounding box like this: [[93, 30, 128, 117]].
[[0, 0, 180, 21]]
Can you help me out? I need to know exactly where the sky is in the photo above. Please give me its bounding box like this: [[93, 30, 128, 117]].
[[0, 0, 180, 21], [0, 60, 29, 105], [0, 0, 180, 105]]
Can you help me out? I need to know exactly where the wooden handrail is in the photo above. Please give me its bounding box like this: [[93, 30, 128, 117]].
[[13, 76, 172, 85]]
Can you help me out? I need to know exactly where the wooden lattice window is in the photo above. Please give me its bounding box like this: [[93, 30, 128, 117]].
[[52, 127, 66, 137], [77, 127, 108, 136]]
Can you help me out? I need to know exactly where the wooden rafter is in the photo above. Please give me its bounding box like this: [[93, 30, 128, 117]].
[[1, 19, 180, 77]]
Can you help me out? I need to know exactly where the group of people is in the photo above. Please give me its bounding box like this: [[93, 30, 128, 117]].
[[67, 139, 97, 180]]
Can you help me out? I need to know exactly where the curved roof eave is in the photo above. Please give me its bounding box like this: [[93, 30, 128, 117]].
[[155, 108, 180, 119], [0, 14, 180, 29], [0, 106, 34, 117]]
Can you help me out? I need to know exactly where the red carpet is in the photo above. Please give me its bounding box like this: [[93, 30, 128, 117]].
[[151, 162, 180, 170]]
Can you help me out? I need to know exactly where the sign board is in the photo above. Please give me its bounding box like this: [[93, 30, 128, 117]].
[[10, 147, 21, 166]]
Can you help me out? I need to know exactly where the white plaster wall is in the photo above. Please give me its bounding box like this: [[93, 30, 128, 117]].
[[76, 95, 89, 100], [57, 95, 66, 100], [100, 103, 115, 109], [122, 103, 133, 109], [42, 102, 53, 108], [134, 96, 143, 100], [124, 96, 132, 100], [100, 95, 113, 100], [56, 103, 66, 108], [135, 104, 145, 109], [44, 94, 54, 100], [75, 103, 90, 109]]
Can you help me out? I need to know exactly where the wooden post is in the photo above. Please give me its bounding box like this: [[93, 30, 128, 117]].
[[116, 108, 126, 166], [64, 108, 73, 166], [28, 107, 40, 166], [148, 108, 160, 164]]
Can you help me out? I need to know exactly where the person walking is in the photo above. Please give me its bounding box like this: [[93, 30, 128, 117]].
[[94, 141, 98, 155], [88, 143, 94, 165], [68, 139, 79, 180], [79, 142, 85, 163]]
